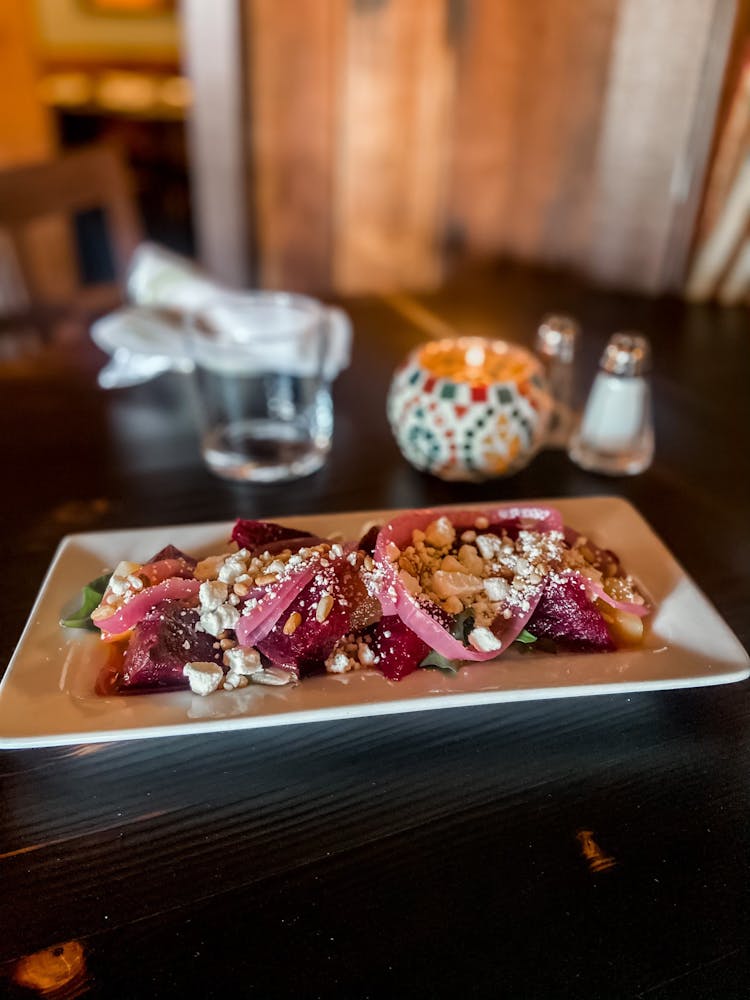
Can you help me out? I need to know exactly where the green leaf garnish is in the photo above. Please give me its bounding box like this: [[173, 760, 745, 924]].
[[453, 608, 475, 644], [60, 572, 112, 630], [419, 649, 460, 674], [514, 628, 538, 645]]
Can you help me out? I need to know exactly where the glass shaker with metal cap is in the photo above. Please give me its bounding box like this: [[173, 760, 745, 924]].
[[568, 332, 654, 475], [535, 314, 579, 448]]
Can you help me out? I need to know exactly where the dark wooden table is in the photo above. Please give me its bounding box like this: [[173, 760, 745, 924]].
[[1, 261, 748, 999]]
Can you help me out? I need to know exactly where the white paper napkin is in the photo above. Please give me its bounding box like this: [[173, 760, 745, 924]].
[[92, 243, 352, 388]]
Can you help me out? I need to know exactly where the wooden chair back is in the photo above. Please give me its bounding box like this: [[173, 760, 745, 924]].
[[0, 144, 143, 314]]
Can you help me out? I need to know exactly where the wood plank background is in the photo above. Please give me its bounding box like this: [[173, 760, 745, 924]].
[[238, 0, 737, 296]]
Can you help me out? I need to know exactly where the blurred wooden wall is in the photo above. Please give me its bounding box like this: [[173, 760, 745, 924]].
[[193, 0, 737, 296]]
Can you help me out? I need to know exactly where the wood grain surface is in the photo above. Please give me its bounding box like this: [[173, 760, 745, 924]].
[[246, 0, 343, 292], [0, 261, 748, 998], [237, 0, 734, 296]]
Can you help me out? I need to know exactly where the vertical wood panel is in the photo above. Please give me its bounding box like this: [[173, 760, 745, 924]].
[[588, 0, 734, 292], [232, 0, 735, 295], [333, 0, 455, 292], [246, 0, 343, 292], [450, 0, 619, 267], [182, 0, 250, 288]]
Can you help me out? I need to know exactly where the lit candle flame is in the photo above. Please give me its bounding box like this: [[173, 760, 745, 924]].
[[465, 344, 486, 369]]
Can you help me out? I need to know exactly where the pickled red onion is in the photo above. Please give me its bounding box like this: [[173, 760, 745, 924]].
[[374, 505, 565, 660], [140, 558, 195, 585], [237, 543, 363, 652], [581, 576, 650, 617], [235, 564, 319, 647], [94, 578, 200, 637]]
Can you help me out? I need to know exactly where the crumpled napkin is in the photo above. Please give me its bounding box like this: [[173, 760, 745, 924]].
[[91, 243, 352, 389]]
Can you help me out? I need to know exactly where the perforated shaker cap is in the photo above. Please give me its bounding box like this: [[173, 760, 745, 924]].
[[535, 314, 579, 363], [600, 332, 651, 376]]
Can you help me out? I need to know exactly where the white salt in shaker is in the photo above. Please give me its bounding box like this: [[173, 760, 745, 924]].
[[535, 314, 579, 448], [568, 332, 654, 475]]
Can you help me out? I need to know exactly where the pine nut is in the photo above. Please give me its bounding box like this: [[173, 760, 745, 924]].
[[283, 612, 302, 635], [316, 593, 334, 622]]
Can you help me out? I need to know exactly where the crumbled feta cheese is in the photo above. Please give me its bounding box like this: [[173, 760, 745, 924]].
[[108, 560, 142, 597], [223, 646, 262, 675], [484, 577, 510, 602], [326, 651, 353, 674], [357, 641, 376, 667], [467, 627, 502, 652], [200, 603, 240, 637], [223, 671, 250, 690], [183, 661, 224, 696], [475, 533, 502, 560], [199, 579, 228, 611], [218, 551, 250, 584]]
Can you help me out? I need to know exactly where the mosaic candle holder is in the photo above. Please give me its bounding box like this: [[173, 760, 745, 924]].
[[387, 337, 552, 481]]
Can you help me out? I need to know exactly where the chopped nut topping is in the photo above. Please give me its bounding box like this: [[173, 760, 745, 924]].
[[457, 544, 484, 576], [386, 541, 401, 562], [325, 633, 381, 674], [440, 554, 465, 574], [283, 611, 302, 635], [431, 570, 483, 600], [316, 593, 334, 622], [443, 596, 463, 615], [424, 516, 456, 550], [398, 569, 421, 596]]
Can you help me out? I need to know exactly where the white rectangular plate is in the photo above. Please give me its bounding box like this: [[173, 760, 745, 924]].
[[0, 497, 747, 748]]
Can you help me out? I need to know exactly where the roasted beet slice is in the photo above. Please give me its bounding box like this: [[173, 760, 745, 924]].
[[231, 519, 314, 552], [147, 544, 197, 570], [120, 599, 221, 691], [527, 575, 615, 652], [367, 615, 431, 681], [256, 555, 365, 675]]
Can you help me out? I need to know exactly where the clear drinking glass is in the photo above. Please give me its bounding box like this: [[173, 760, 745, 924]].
[[187, 292, 342, 482]]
